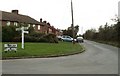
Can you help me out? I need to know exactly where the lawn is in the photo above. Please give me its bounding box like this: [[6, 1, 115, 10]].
[[0, 42, 2, 58], [93, 40, 119, 48], [2, 42, 84, 59]]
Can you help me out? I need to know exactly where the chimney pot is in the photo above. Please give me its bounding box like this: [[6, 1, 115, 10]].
[[43, 21, 47, 23], [12, 10, 19, 14], [47, 22, 50, 25]]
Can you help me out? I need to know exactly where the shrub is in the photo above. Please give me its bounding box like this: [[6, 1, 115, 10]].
[[12, 37, 21, 42], [43, 34, 58, 43], [24, 34, 58, 43], [30, 32, 44, 38], [2, 26, 20, 42], [2, 26, 58, 43]]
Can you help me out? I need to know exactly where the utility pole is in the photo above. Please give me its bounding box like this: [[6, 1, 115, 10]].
[[118, 1, 120, 21], [71, 0, 75, 44], [81, 27, 83, 35]]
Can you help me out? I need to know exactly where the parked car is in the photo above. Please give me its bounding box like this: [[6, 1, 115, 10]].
[[57, 36, 62, 40], [61, 35, 76, 42], [76, 37, 84, 43]]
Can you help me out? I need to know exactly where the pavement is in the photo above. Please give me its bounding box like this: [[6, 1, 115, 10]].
[[2, 40, 118, 74]]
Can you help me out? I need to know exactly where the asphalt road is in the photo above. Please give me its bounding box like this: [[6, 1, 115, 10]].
[[2, 40, 118, 74]]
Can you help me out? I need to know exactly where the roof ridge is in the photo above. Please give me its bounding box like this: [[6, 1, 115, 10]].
[[2, 10, 40, 25]]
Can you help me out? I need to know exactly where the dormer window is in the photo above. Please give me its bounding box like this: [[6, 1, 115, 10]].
[[6, 21, 10, 26]]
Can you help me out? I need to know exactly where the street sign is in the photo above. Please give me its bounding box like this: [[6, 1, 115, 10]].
[[23, 31, 29, 34], [16, 26, 29, 49], [16, 28, 21, 31], [16, 27, 29, 31], [4, 44, 17, 52]]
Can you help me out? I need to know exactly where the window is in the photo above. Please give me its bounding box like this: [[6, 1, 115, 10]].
[[33, 24, 35, 27], [28, 24, 31, 27], [32, 24, 35, 29], [38, 25, 40, 30], [7, 21, 10, 26], [14, 22, 18, 26]]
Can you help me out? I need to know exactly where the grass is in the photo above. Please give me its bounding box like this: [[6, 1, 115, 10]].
[[2, 42, 84, 59], [0, 42, 2, 58], [93, 40, 119, 48]]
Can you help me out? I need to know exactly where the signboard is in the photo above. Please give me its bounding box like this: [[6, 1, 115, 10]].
[[4, 44, 17, 52], [16, 26, 29, 49]]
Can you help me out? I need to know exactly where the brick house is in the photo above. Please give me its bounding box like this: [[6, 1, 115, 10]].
[[38, 18, 61, 36], [1, 10, 41, 31], [0, 10, 61, 36]]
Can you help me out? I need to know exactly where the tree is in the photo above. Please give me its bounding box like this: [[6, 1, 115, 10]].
[[83, 16, 119, 47], [62, 25, 79, 38], [84, 29, 96, 40], [74, 25, 79, 36], [84, 21, 119, 42]]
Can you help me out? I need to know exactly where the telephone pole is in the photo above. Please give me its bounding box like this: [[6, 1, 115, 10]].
[[71, 0, 75, 44]]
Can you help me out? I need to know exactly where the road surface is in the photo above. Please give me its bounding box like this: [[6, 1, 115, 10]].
[[2, 40, 118, 74]]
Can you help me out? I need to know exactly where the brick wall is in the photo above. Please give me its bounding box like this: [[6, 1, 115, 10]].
[[2, 21, 7, 26]]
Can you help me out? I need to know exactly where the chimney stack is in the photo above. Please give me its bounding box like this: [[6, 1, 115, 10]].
[[47, 22, 50, 25], [43, 21, 47, 24], [40, 18, 42, 22], [12, 10, 19, 14]]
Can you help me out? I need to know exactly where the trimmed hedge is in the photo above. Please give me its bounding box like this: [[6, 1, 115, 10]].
[[2, 26, 58, 43], [25, 34, 58, 43], [11, 34, 59, 43]]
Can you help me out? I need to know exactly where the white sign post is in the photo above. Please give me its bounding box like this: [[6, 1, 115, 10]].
[[16, 26, 29, 49]]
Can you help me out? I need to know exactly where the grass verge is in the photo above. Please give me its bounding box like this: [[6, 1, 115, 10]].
[[2, 42, 85, 59], [93, 40, 119, 48]]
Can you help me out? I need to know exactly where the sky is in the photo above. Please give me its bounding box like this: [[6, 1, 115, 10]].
[[0, 0, 119, 34]]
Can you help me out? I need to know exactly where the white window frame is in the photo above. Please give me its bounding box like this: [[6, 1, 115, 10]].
[[7, 21, 10, 26], [14, 22, 18, 26], [28, 24, 31, 27], [33, 24, 35, 27], [38, 25, 40, 30], [32, 24, 35, 29]]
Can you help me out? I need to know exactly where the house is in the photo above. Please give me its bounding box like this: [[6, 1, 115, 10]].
[[55, 29, 63, 36], [38, 18, 62, 36], [0, 10, 61, 36], [1, 10, 40, 29]]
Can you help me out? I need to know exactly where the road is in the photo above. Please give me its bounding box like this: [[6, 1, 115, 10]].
[[2, 40, 118, 74]]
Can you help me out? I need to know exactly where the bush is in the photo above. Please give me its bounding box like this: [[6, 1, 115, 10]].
[[2, 26, 20, 42], [24, 34, 58, 43], [30, 32, 45, 38], [25, 35, 36, 42], [42, 34, 58, 43], [12, 37, 21, 42], [2, 26, 58, 43]]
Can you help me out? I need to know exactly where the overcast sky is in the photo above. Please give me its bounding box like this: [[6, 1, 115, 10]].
[[0, 0, 119, 34]]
